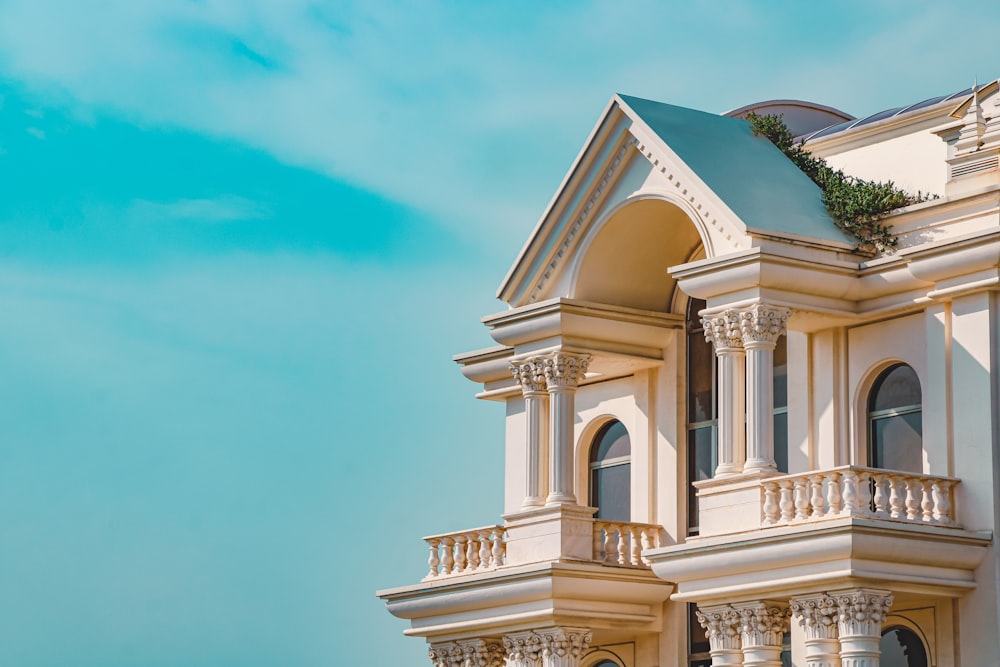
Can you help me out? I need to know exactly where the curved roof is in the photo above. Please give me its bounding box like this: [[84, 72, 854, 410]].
[[724, 99, 855, 137]]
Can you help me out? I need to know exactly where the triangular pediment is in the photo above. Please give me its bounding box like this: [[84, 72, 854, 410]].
[[498, 94, 852, 309]]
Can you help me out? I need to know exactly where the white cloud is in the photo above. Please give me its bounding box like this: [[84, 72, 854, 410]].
[[127, 195, 270, 224], [25, 126, 45, 139]]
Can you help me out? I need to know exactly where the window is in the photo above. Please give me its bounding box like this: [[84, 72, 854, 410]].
[[773, 335, 788, 473], [867, 364, 922, 472], [686, 299, 716, 533], [589, 420, 631, 521], [880, 627, 929, 667]]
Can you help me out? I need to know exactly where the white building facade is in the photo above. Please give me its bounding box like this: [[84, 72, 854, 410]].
[[378, 83, 1000, 667]]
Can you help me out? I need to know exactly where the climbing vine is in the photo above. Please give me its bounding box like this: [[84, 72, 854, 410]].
[[747, 112, 931, 254]]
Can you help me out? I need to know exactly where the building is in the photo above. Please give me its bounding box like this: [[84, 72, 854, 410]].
[[377, 81, 1000, 667]]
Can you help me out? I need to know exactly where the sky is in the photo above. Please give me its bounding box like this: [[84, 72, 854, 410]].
[[2, 2, 1000, 666]]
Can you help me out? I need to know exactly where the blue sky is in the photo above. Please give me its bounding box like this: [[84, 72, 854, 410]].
[[2, 2, 1000, 665]]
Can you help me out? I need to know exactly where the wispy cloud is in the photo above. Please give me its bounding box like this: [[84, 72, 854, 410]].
[[127, 195, 270, 224], [25, 126, 45, 139]]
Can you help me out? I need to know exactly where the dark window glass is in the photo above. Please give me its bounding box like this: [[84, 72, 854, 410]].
[[880, 627, 929, 667], [868, 364, 922, 473], [593, 661, 621, 667], [589, 421, 631, 521], [773, 412, 789, 474], [773, 336, 788, 472], [687, 299, 715, 534], [688, 330, 715, 424]]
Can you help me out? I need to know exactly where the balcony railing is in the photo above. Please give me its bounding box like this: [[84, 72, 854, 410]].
[[424, 526, 507, 580], [592, 520, 663, 567], [759, 466, 959, 528]]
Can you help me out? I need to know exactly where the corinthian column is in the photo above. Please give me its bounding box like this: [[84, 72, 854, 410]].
[[831, 588, 893, 667], [733, 601, 791, 667], [702, 310, 746, 477], [543, 352, 591, 505], [695, 605, 743, 666], [738, 304, 791, 474], [429, 639, 506, 667], [504, 631, 543, 667], [511, 358, 549, 508], [791, 594, 840, 667], [536, 627, 592, 667]]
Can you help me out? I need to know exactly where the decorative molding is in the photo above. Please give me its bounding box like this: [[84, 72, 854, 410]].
[[429, 639, 505, 667], [542, 353, 592, 390], [510, 358, 548, 394]]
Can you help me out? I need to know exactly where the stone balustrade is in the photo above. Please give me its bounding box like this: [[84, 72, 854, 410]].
[[592, 520, 662, 567], [760, 466, 959, 528], [424, 526, 506, 579]]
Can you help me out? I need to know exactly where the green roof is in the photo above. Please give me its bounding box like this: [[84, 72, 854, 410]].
[[618, 94, 854, 245]]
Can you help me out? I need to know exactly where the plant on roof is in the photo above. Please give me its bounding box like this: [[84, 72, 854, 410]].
[[746, 112, 932, 254]]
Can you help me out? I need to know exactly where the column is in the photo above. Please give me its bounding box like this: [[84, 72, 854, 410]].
[[536, 627, 592, 667], [791, 594, 840, 667], [831, 588, 893, 667], [429, 639, 506, 667], [703, 310, 746, 477], [733, 601, 791, 667], [511, 358, 549, 508], [739, 304, 790, 474], [543, 352, 591, 505], [695, 605, 743, 666], [504, 631, 543, 667]]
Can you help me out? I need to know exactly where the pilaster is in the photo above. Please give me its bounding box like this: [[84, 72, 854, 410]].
[[695, 604, 743, 667], [791, 594, 840, 667]]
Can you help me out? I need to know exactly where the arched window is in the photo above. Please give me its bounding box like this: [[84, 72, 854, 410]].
[[589, 420, 631, 521], [591, 661, 622, 667], [880, 627, 929, 667], [867, 363, 922, 472]]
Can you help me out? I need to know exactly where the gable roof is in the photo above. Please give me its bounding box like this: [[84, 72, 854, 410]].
[[617, 95, 851, 245]]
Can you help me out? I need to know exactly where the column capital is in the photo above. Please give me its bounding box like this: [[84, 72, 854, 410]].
[[536, 627, 592, 667], [542, 352, 591, 390], [732, 601, 791, 647], [510, 358, 548, 395], [738, 303, 791, 347], [702, 310, 744, 351], [830, 587, 894, 638], [429, 639, 506, 667], [503, 631, 543, 667], [790, 594, 840, 640], [695, 604, 743, 651]]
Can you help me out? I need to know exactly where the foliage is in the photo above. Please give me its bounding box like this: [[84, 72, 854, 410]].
[[746, 112, 930, 253]]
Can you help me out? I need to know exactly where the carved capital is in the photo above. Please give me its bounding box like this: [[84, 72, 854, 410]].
[[738, 303, 790, 347], [701, 310, 743, 351], [695, 605, 743, 651], [536, 627, 592, 666], [504, 631, 543, 667], [733, 601, 791, 647], [510, 358, 548, 394], [791, 594, 840, 640], [831, 588, 893, 638], [542, 353, 591, 390], [429, 639, 506, 667]]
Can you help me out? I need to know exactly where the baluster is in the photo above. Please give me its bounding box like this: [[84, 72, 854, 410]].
[[779, 480, 795, 523], [454, 534, 468, 573], [858, 470, 874, 516], [491, 528, 505, 566], [826, 471, 842, 515], [921, 480, 935, 522], [628, 526, 640, 566], [809, 474, 825, 518], [616, 526, 628, 566], [762, 482, 780, 525], [933, 481, 953, 525], [841, 470, 858, 516], [640, 528, 654, 565], [793, 477, 810, 520], [905, 478, 920, 521], [872, 473, 888, 517], [888, 475, 905, 519], [427, 538, 441, 578], [593, 524, 606, 562], [603, 525, 616, 565], [441, 536, 454, 575], [467, 533, 480, 570], [479, 530, 492, 568]]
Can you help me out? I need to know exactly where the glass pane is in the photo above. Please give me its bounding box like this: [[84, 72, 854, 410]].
[[870, 364, 921, 412], [591, 420, 630, 463], [687, 426, 715, 528], [773, 411, 788, 473], [688, 333, 715, 423], [592, 464, 630, 521], [880, 627, 928, 667], [871, 412, 922, 472], [773, 336, 787, 409], [688, 604, 710, 654]]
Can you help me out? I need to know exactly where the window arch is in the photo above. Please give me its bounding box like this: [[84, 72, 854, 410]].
[[589, 420, 631, 521], [867, 363, 922, 472], [880, 626, 929, 667]]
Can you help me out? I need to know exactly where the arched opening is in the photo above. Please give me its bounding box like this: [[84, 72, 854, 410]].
[[574, 197, 706, 311], [867, 363, 922, 472], [880, 626, 929, 667], [589, 420, 631, 521]]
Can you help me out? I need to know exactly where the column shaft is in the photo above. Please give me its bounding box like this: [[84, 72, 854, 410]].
[[543, 353, 590, 506], [745, 343, 776, 472], [511, 359, 549, 508], [717, 346, 747, 476]]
